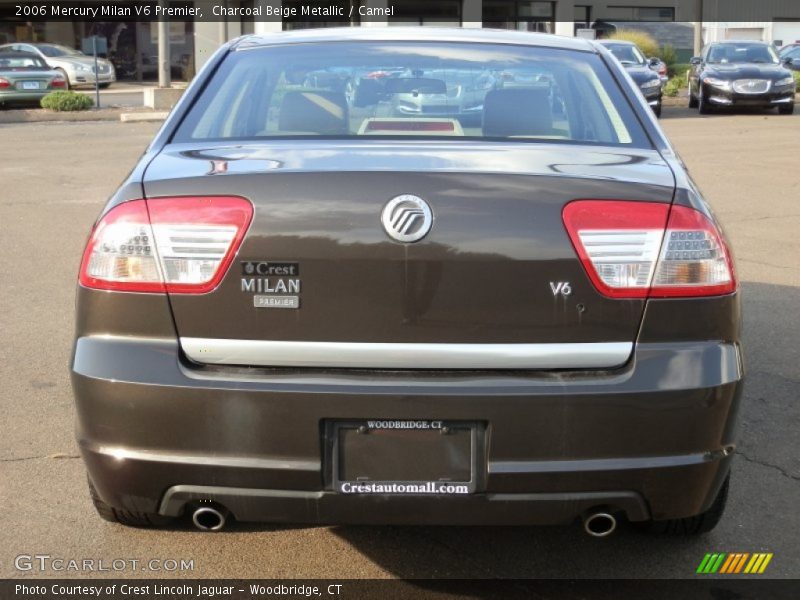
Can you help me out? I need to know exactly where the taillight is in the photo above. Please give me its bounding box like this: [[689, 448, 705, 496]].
[[52, 76, 66, 88], [0, 78, 10, 89], [79, 197, 253, 294], [562, 200, 736, 299], [650, 203, 737, 297]]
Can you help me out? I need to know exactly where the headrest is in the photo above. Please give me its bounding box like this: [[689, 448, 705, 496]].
[[483, 88, 553, 138]]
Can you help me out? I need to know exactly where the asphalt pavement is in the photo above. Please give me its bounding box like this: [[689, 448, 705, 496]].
[[1, 106, 798, 579]]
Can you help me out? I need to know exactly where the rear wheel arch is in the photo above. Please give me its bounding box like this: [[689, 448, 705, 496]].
[[56, 68, 71, 89], [639, 472, 729, 535]]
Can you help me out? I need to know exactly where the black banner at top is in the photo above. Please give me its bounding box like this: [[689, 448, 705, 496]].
[[1, 1, 800, 24]]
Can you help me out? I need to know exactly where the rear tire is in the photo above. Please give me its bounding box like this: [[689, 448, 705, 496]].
[[653, 102, 662, 118], [778, 103, 795, 115], [640, 473, 729, 535], [88, 478, 173, 528]]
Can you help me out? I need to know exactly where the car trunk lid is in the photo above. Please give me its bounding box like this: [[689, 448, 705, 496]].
[[143, 141, 675, 369]]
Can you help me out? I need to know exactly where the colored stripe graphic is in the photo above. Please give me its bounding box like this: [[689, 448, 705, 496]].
[[744, 554, 760, 574], [734, 553, 749, 573], [697, 554, 713, 574], [710, 553, 726, 573], [758, 554, 773, 574], [719, 554, 736, 574], [703, 553, 774, 575]]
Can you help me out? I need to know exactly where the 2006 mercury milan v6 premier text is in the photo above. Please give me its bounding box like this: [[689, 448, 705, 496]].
[[71, 28, 743, 536]]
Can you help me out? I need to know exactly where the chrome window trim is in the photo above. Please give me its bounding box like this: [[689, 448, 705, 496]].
[[180, 338, 633, 370]]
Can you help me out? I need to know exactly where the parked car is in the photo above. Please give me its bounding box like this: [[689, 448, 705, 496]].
[[779, 46, 800, 71], [73, 28, 741, 536], [597, 40, 663, 117], [389, 68, 499, 123], [649, 57, 669, 84], [689, 41, 796, 114], [0, 43, 115, 89], [778, 42, 800, 57], [0, 50, 66, 107]]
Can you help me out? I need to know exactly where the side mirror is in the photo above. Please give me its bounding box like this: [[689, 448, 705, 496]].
[[690, 56, 702, 65], [648, 57, 660, 67]]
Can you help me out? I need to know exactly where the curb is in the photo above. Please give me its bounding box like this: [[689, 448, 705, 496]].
[[0, 108, 166, 124], [120, 112, 169, 122]]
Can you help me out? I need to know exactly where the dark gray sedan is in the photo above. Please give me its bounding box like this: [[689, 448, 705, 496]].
[[598, 39, 664, 117], [72, 28, 742, 537]]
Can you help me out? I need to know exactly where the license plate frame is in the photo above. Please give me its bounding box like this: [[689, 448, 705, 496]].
[[326, 420, 483, 495], [21, 81, 41, 90]]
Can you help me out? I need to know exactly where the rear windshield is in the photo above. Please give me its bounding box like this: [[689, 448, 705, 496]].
[[174, 41, 650, 147], [0, 55, 48, 69]]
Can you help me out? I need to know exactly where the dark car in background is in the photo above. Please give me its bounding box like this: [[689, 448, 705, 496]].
[[598, 39, 663, 117], [0, 51, 66, 107], [689, 41, 796, 114], [72, 28, 741, 537], [779, 45, 800, 71]]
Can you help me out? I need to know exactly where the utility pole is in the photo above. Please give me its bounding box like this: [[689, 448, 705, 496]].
[[158, 0, 171, 88], [694, 0, 704, 56]]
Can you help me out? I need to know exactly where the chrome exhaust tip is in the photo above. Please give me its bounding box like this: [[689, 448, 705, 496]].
[[191, 506, 228, 532], [583, 512, 617, 537]]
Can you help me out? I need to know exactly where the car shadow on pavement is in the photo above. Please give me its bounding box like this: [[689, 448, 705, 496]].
[[328, 522, 705, 579], [660, 105, 797, 119]]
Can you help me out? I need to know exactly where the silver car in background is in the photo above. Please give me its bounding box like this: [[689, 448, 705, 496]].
[[0, 43, 116, 89], [390, 69, 498, 122]]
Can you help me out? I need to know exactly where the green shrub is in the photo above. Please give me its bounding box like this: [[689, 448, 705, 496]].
[[607, 29, 659, 59], [663, 76, 687, 97], [794, 72, 800, 87], [659, 44, 678, 71], [670, 63, 692, 79], [40, 91, 93, 111]]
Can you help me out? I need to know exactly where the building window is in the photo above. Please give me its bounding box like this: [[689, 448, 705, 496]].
[[574, 5, 592, 29], [604, 6, 675, 22], [483, 1, 555, 33]]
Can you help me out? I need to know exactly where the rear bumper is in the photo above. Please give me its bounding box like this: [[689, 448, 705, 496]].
[[0, 90, 50, 103], [72, 335, 743, 525]]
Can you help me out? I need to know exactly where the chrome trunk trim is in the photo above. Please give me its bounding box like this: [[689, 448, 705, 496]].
[[180, 338, 633, 370]]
